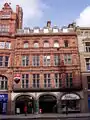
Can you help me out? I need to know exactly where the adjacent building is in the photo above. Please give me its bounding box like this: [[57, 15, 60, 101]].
[[0, 3, 83, 114], [76, 26, 90, 112]]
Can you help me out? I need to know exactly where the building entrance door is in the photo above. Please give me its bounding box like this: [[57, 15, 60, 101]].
[[15, 95, 34, 114], [39, 94, 57, 113]]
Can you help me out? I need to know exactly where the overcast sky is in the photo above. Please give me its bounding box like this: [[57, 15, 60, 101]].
[[0, 0, 90, 28]]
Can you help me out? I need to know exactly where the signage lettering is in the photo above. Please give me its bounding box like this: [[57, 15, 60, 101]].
[[61, 93, 80, 100]]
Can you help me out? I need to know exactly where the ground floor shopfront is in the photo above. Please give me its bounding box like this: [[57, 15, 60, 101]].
[[0, 94, 8, 114], [10, 91, 84, 114]]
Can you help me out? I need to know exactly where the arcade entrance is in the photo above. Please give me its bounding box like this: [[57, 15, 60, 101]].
[[15, 95, 34, 114], [39, 94, 57, 113]]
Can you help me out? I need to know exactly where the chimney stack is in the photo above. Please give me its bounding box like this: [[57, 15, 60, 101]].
[[47, 21, 51, 27]]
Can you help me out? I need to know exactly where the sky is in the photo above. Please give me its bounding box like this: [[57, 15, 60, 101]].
[[0, 0, 90, 28]]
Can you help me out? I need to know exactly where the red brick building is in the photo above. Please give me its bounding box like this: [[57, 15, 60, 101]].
[[0, 3, 83, 114]]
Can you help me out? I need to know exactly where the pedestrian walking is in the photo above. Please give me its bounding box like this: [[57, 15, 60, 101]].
[[24, 105, 27, 116]]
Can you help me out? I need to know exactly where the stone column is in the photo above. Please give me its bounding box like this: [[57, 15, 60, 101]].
[[7, 92, 11, 115], [11, 100, 15, 115], [34, 98, 39, 114]]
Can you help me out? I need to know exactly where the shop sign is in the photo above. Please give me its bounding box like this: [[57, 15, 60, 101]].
[[61, 93, 80, 100], [14, 74, 21, 84], [0, 94, 8, 101]]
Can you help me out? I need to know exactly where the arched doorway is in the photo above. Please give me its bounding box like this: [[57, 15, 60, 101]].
[[39, 94, 57, 113], [15, 95, 34, 114]]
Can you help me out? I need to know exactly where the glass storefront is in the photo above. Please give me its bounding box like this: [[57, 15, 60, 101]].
[[61, 93, 80, 113], [0, 94, 8, 114]]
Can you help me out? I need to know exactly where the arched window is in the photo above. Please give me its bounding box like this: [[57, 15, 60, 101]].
[[54, 41, 59, 48], [44, 41, 49, 47], [34, 42, 39, 48], [24, 42, 29, 48], [0, 75, 8, 90]]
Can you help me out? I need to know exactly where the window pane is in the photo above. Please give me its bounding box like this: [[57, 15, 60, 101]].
[[5, 42, 11, 49], [24, 42, 28, 48], [44, 41, 49, 47], [34, 42, 39, 48], [54, 41, 59, 48], [0, 42, 5, 49], [22, 56, 29, 66], [5, 56, 9, 67], [64, 40, 68, 47]]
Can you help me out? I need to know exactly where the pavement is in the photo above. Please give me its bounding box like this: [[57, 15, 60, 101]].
[[0, 113, 90, 119]]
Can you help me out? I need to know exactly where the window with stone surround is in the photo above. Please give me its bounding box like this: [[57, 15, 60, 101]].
[[54, 73, 60, 88], [64, 54, 72, 64], [64, 40, 68, 47], [32, 55, 39, 66], [0, 56, 9, 67], [54, 41, 59, 48], [32, 74, 40, 88], [44, 74, 51, 88], [85, 42, 90, 52], [87, 76, 90, 89], [65, 73, 73, 87], [22, 55, 29, 66], [43, 55, 50, 66], [34, 42, 39, 48], [44, 41, 49, 47], [24, 41, 28, 48], [0, 75, 8, 90], [86, 58, 90, 70], [22, 74, 29, 88], [0, 25, 9, 32], [54, 54, 60, 66], [0, 42, 11, 49]]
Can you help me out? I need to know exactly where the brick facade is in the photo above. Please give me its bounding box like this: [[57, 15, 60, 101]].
[[0, 3, 84, 114]]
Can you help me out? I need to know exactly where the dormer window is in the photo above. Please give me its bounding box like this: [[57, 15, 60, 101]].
[[43, 27, 49, 33], [64, 40, 68, 47], [53, 26, 59, 33], [24, 42, 28, 48], [33, 27, 40, 33], [44, 41, 49, 47]]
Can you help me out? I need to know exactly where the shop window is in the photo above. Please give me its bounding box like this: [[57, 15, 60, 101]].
[[0, 56, 9, 67], [0, 75, 8, 90], [32, 55, 39, 66], [44, 74, 51, 88], [64, 54, 72, 64], [87, 76, 90, 89], [22, 74, 29, 88], [22, 55, 29, 66], [32, 74, 40, 88], [54, 41, 59, 48], [43, 55, 50, 66], [86, 58, 90, 71], [44, 41, 49, 47]]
